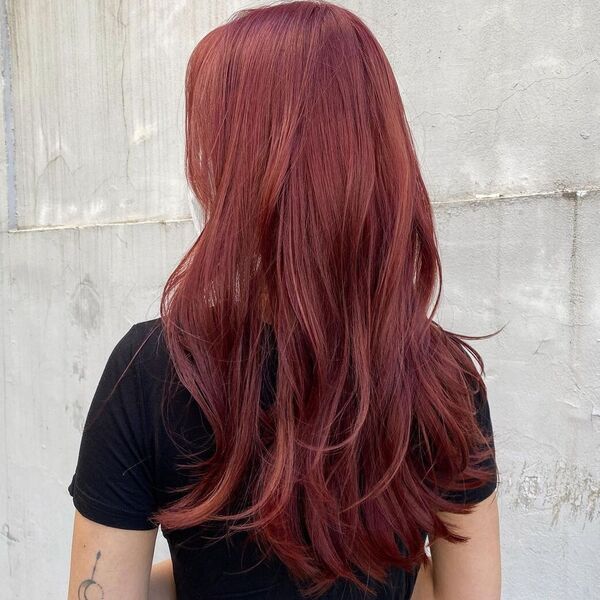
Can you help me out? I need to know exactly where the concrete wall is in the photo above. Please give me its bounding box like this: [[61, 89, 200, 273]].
[[1, 1, 598, 598]]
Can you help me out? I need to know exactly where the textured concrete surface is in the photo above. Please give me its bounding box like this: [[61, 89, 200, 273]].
[[1, 1, 599, 598], [6, 0, 600, 228], [435, 191, 600, 597]]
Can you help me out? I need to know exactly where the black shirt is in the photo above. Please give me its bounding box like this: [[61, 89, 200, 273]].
[[68, 318, 498, 600]]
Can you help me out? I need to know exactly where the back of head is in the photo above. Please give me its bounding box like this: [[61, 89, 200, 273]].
[[156, 1, 497, 597]]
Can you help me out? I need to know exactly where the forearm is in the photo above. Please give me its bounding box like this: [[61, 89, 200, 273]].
[[411, 559, 435, 600], [150, 559, 176, 600]]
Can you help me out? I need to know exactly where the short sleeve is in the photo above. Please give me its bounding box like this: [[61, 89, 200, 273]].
[[441, 382, 499, 505], [67, 324, 158, 530]]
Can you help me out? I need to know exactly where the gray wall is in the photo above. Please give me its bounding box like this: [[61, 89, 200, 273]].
[[1, 1, 599, 598]]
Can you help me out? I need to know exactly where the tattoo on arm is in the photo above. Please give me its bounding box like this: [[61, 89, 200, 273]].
[[78, 550, 105, 599]]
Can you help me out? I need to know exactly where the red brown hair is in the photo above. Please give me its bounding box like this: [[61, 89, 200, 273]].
[[154, 1, 500, 596]]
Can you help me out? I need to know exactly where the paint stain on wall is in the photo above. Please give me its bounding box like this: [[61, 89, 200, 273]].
[[72, 360, 86, 382], [70, 275, 102, 333], [65, 397, 85, 432], [504, 460, 600, 527]]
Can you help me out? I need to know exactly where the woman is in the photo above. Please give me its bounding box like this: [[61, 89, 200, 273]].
[[67, 1, 501, 598]]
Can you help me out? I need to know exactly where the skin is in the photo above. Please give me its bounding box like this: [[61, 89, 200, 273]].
[[67, 510, 157, 600], [412, 492, 502, 600], [67, 511, 173, 600], [149, 559, 177, 600], [68, 493, 500, 599]]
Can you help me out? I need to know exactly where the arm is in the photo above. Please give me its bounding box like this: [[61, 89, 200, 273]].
[[150, 559, 177, 600], [67, 324, 167, 598], [411, 492, 501, 600], [67, 509, 158, 599]]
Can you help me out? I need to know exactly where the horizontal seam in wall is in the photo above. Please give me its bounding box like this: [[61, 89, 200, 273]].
[[5, 186, 600, 234]]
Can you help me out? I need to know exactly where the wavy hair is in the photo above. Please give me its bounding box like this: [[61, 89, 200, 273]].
[[153, 1, 501, 596]]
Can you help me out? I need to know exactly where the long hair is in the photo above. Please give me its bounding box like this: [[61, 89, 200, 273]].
[[153, 1, 501, 596]]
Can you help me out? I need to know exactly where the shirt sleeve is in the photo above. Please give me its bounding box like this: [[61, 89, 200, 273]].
[[67, 323, 158, 530], [441, 381, 499, 505]]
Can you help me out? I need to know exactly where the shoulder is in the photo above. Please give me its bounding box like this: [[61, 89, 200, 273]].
[[84, 318, 167, 419], [97, 318, 172, 405], [128, 317, 164, 351], [101, 317, 163, 363], [111, 317, 168, 369], [123, 317, 174, 390]]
